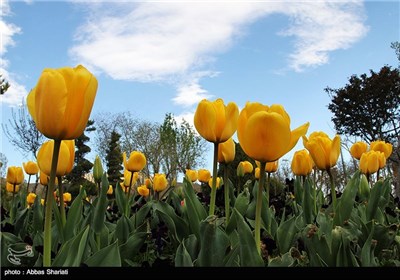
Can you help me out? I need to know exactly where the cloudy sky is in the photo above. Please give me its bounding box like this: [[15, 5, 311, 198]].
[[1, 0, 398, 176]]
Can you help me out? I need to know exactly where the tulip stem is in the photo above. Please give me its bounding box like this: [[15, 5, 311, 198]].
[[43, 139, 62, 267], [327, 169, 337, 212], [58, 176, 66, 227], [209, 142, 219, 216], [10, 184, 16, 223], [224, 164, 230, 225], [255, 161, 266, 256], [125, 171, 134, 216]]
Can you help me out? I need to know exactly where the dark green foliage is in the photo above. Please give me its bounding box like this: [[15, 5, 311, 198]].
[[106, 130, 123, 186]]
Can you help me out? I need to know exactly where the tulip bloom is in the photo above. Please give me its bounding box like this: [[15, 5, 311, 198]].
[[107, 185, 113, 195], [185, 169, 198, 182], [37, 140, 75, 177], [198, 169, 211, 183], [291, 149, 314, 176], [27, 193, 37, 206], [302, 132, 341, 171], [265, 160, 279, 173], [359, 150, 386, 175], [370, 140, 393, 159], [238, 103, 309, 163], [123, 151, 147, 172], [350, 141, 368, 160], [218, 138, 236, 163], [194, 98, 239, 143], [254, 167, 261, 180], [153, 173, 168, 192], [208, 177, 222, 189], [7, 166, 24, 185], [23, 161, 39, 175], [63, 192, 72, 203], [27, 65, 98, 140], [137, 185, 150, 197], [6, 182, 20, 193], [123, 170, 139, 187]]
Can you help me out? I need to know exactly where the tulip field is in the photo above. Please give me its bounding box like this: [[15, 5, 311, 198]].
[[1, 65, 399, 268]]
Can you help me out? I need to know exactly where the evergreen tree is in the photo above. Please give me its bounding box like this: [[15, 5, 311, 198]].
[[65, 120, 96, 193], [106, 130, 123, 186]]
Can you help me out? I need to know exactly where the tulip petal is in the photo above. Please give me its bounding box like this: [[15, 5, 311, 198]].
[[242, 112, 291, 162], [26, 88, 37, 123], [304, 138, 328, 170], [36, 70, 68, 139], [288, 122, 310, 152], [330, 135, 341, 167], [194, 100, 217, 142], [220, 102, 238, 142]]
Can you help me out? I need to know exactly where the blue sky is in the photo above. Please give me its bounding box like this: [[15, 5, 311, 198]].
[[1, 0, 399, 177]]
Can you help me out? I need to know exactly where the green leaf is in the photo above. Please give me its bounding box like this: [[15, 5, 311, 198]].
[[92, 173, 110, 234], [366, 180, 384, 221], [302, 178, 314, 224], [234, 188, 250, 217], [232, 208, 264, 267], [294, 176, 303, 206], [334, 171, 360, 226], [115, 182, 127, 216], [85, 240, 121, 267], [183, 234, 199, 262], [360, 222, 377, 267], [64, 186, 85, 241], [115, 215, 133, 245], [154, 201, 189, 242], [32, 196, 43, 232], [223, 245, 240, 267], [197, 215, 230, 267], [130, 202, 152, 230], [175, 242, 193, 267], [52, 197, 64, 242], [119, 232, 147, 266], [52, 226, 90, 267], [268, 251, 295, 267], [276, 215, 297, 254], [183, 178, 207, 240]]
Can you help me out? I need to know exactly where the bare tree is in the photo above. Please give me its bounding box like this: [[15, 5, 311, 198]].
[[0, 152, 8, 177], [2, 103, 45, 159]]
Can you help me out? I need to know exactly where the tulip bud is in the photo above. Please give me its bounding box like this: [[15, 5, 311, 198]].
[[93, 156, 103, 183], [137, 185, 150, 197], [27, 193, 37, 205], [358, 174, 370, 201]]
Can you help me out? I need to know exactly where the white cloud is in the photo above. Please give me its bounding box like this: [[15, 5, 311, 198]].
[[0, 0, 27, 106], [68, 1, 367, 105]]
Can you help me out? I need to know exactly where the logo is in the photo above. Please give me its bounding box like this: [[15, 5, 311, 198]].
[[7, 245, 34, 265]]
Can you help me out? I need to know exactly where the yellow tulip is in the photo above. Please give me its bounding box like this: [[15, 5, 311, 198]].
[[217, 138, 236, 163], [291, 149, 314, 176], [185, 169, 198, 182], [208, 177, 222, 189], [6, 166, 24, 185], [303, 131, 341, 171], [39, 172, 49, 186], [145, 178, 152, 188], [63, 192, 72, 203], [123, 170, 139, 187], [370, 140, 393, 159], [120, 183, 129, 194], [26, 65, 98, 140], [107, 185, 113, 195], [153, 173, 168, 192], [349, 141, 368, 160], [238, 102, 309, 163], [37, 140, 75, 176], [194, 98, 239, 143], [198, 169, 211, 183], [359, 150, 386, 175], [254, 167, 261, 179], [23, 161, 39, 175], [137, 185, 150, 197], [27, 193, 37, 205], [236, 160, 254, 176], [123, 151, 147, 172], [6, 182, 20, 193], [265, 160, 279, 173], [41, 199, 45, 206]]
